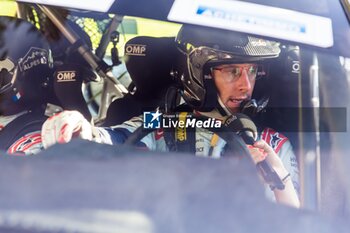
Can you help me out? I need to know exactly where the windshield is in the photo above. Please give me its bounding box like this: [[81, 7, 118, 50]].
[[1, 0, 350, 232]]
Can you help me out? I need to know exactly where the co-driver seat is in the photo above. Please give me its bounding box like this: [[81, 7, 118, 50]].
[[102, 36, 178, 126]]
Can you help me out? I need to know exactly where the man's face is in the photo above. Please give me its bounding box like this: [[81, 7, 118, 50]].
[[212, 63, 258, 113]]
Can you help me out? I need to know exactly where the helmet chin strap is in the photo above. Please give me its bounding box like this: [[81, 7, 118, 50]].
[[217, 96, 233, 116]]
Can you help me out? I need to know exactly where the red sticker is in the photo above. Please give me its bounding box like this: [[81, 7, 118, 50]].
[[261, 128, 288, 153], [155, 129, 164, 140], [8, 132, 42, 154]]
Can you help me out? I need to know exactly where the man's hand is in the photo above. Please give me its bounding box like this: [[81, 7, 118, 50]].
[[247, 143, 267, 164], [247, 140, 289, 180], [248, 140, 300, 208], [251, 140, 286, 171], [41, 110, 93, 149]]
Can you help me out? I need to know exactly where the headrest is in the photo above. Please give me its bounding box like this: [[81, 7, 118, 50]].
[[124, 36, 178, 98], [53, 63, 92, 121]]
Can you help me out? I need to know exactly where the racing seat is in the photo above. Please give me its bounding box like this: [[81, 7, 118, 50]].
[[251, 45, 301, 129], [102, 36, 178, 126], [46, 19, 96, 121]]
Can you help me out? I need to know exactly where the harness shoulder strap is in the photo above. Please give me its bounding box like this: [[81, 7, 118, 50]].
[[0, 111, 47, 151], [163, 105, 196, 153]]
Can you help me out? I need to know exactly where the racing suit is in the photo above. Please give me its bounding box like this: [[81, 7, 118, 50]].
[[94, 109, 300, 201], [0, 111, 44, 155]]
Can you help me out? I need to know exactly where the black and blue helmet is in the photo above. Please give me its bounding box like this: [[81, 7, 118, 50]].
[[0, 16, 53, 115]]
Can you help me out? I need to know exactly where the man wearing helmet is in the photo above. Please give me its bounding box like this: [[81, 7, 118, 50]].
[[0, 16, 54, 155], [42, 25, 299, 207]]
